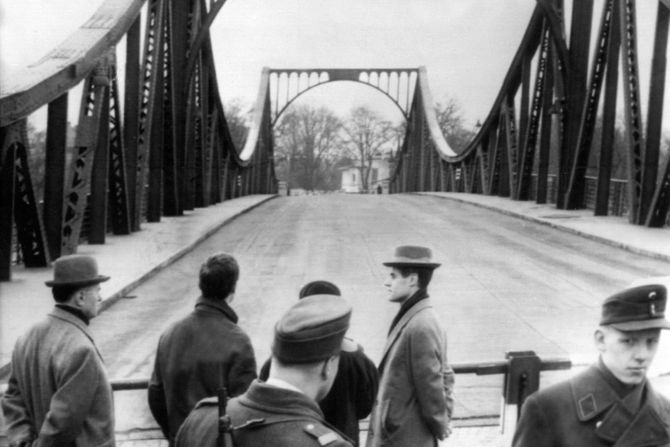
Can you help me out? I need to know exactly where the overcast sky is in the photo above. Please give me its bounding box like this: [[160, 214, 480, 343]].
[[0, 0, 666, 129]]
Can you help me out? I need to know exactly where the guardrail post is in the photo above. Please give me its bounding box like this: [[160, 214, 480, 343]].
[[500, 350, 541, 442]]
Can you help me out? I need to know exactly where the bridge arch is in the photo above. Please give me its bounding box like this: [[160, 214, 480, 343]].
[[268, 68, 418, 125]]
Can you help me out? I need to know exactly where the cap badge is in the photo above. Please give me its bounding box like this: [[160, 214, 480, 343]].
[[649, 291, 657, 300]]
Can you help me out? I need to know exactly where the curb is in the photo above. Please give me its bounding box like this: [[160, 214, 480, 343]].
[[414, 192, 670, 263], [98, 195, 278, 313], [0, 196, 277, 381]]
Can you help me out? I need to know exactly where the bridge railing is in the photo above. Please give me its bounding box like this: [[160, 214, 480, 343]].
[[0, 352, 570, 445], [391, 0, 670, 229], [0, 0, 277, 282]]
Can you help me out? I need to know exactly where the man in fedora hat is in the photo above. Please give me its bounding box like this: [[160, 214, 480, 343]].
[[175, 294, 354, 447], [366, 245, 454, 447], [513, 283, 670, 446], [1, 254, 116, 446]]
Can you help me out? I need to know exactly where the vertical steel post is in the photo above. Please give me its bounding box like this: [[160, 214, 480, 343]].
[[537, 42, 555, 205], [44, 93, 69, 258], [596, 0, 622, 216], [0, 129, 16, 281], [557, 0, 593, 209], [645, 3, 670, 227], [619, 0, 645, 223], [88, 84, 111, 244], [124, 16, 141, 231]]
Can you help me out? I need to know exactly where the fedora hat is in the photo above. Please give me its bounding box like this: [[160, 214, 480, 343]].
[[45, 255, 110, 287], [383, 245, 441, 269]]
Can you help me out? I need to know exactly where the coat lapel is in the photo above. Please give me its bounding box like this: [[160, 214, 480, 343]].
[[570, 365, 670, 446], [378, 299, 432, 372]]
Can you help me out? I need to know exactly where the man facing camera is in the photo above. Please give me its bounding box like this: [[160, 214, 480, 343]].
[[513, 283, 670, 446], [175, 294, 354, 447]]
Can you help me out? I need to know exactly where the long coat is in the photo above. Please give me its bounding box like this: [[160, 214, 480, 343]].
[[148, 297, 256, 443], [1, 307, 115, 447], [366, 298, 454, 447], [512, 364, 670, 447], [174, 380, 353, 447]]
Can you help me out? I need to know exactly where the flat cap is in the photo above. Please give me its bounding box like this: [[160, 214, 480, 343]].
[[383, 245, 441, 269], [272, 294, 351, 364], [600, 284, 670, 331]]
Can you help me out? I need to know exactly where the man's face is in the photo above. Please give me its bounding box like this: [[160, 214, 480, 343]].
[[596, 326, 661, 385], [79, 284, 102, 319], [384, 267, 415, 303]]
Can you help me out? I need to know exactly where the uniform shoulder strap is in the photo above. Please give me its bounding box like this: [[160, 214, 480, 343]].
[[302, 423, 347, 446]]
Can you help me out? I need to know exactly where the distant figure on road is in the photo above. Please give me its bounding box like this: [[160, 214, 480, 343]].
[[512, 282, 670, 447], [366, 245, 455, 447], [148, 253, 257, 445], [259, 280, 379, 445], [1, 254, 115, 446], [376, 185, 383, 194], [175, 294, 354, 446]]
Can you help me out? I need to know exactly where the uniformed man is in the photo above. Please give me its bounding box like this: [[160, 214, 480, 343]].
[[512, 283, 670, 446], [175, 294, 354, 447]]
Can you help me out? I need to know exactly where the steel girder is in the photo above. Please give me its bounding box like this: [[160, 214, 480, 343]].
[[0, 0, 277, 279], [390, 0, 670, 228]]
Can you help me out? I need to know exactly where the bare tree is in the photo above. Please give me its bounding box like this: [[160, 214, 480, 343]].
[[274, 105, 342, 191], [223, 98, 251, 149], [434, 96, 476, 152], [343, 106, 395, 192]]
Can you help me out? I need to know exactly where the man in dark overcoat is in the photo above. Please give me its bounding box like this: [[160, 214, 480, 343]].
[[366, 245, 455, 447], [175, 294, 354, 447], [513, 283, 670, 446], [259, 280, 379, 446], [148, 252, 257, 444], [1, 254, 115, 446]]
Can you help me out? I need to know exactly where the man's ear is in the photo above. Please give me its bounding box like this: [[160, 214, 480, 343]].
[[594, 327, 606, 353], [408, 272, 419, 287], [72, 291, 84, 308], [320, 355, 338, 380]]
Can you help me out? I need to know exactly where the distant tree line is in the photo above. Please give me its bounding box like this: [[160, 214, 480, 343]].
[[22, 98, 670, 199]]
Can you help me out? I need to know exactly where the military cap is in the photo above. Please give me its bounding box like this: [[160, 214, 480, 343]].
[[45, 254, 110, 287], [600, 283, 670, 331], [299, 280, 341, 298], [383, 245, 441, 269], [272, 294, 351, 364]]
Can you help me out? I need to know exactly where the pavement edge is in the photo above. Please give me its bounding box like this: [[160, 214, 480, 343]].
[[0, 195, 278, 381], [415, 192, 670, 263]]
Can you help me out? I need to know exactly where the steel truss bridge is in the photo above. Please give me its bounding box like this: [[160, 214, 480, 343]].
[[1, 0, 670, 281]]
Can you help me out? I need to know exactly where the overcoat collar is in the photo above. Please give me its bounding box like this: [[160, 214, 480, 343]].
[[570, 364, 670, 446], [378, 298, 433, 373], [195, 296, 238, 323], [238, 380, 324, 420], [48, 306, 102, 359]]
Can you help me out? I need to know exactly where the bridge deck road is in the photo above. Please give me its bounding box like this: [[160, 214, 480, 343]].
[[93, 194, 670, 433]]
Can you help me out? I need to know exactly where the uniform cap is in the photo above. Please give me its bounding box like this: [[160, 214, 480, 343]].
[[45, 255, 110, 287], [298, 280, 341, 298], [272, 294, 351, 364], [383, 245, 441, 269], [600, 284, 670, 331]]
